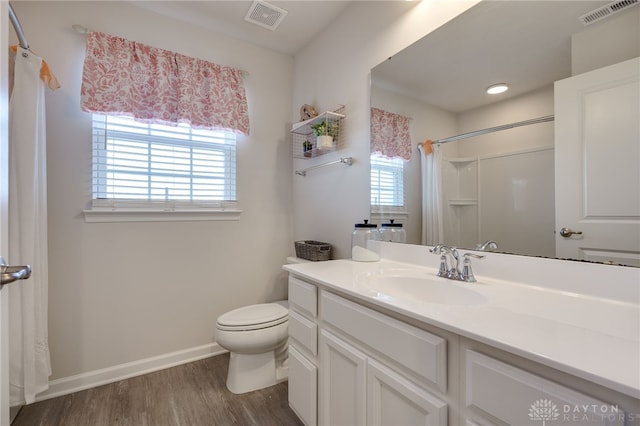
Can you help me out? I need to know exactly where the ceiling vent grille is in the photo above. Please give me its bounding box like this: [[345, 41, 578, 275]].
[[578, 0, 638, 25], [244, 0, 288, 31]]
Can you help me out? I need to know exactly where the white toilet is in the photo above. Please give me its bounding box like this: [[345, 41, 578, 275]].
[[215, 300, 289, 394]]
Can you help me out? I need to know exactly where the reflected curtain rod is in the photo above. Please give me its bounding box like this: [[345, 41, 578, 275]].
[[422, 115, 555, 146], [8, 2, 29, 50]]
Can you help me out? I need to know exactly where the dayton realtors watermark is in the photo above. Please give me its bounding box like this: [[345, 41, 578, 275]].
[[529, 398, 638, 424]]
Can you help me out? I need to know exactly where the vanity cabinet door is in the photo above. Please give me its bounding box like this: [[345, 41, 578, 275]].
[[367, 359, 448, 426], [289, 345, 317, 426], [464, 350, 624, 426], [319, 329, 367, 426]]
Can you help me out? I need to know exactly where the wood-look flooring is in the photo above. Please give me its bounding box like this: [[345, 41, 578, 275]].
[[12, 353, 303, 426]]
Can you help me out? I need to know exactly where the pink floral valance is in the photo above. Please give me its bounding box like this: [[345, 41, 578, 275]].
[[81, 31, 250, 135], [371, 108, 411, 160]]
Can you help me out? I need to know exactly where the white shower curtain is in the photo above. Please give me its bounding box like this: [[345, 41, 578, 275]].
[[8, 47, 51, 405], [419, 143, 443, 246]]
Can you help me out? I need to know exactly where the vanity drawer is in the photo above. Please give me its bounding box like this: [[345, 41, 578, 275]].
[[320, 291, 447, 392], [289, 276, 317, 318], [465, 350, 623, 426], [289, 309, 318, 356]]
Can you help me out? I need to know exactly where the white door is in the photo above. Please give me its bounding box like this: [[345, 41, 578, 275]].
[[554, 57, 640, 266], [1, 3, 12, 424]]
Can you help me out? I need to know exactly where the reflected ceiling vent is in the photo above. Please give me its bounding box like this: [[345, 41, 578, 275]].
[[578, 0, 638, 25], [245, 0, 288, 31]]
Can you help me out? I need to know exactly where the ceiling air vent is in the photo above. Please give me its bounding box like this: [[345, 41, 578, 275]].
[[578, 0, 638, 25], [244, 0, 288, 31]]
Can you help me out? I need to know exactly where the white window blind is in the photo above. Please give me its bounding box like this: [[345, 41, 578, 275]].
[[370, 154, 405, 207], [91, 114, 236, 210]]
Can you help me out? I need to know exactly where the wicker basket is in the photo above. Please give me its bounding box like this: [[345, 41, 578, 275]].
[[295, 241, 332, 261]]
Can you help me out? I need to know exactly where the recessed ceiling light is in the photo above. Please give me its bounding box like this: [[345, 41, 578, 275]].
[[487, 83, 509, 95]]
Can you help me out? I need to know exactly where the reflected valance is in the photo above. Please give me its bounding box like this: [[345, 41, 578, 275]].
[[371, 108, 411, 160]]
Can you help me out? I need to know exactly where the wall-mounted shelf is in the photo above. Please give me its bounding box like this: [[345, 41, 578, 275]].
[[442, 156, 479, 247], [446, 157, 477, 166], [449, 199, 478, 206], [291, 107, 345, 159]]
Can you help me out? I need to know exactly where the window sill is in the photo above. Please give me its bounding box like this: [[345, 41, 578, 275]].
[[371, 207, 408, 218], [83, 208, 242, 223]]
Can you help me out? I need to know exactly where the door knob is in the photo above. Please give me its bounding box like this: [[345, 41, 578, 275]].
[[0, 256, 32, 287], [559, 227, 583, 238]]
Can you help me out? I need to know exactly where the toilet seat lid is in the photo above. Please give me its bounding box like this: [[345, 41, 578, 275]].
[[217, 303, 288, 329]]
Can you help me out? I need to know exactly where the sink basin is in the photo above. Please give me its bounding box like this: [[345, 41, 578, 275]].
[[357, 269, 487, 306]]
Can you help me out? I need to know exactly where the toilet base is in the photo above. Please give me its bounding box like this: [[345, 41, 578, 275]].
[[226, 351, 288, 394]]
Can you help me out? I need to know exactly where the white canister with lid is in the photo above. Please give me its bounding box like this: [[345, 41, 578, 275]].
[[379, 219, 406, 243], [351, 220, 380, 262]]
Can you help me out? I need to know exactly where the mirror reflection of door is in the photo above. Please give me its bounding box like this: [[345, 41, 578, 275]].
[[555, 57, 640, 266]]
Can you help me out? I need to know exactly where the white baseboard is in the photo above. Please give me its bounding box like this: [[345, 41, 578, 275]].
[[35, 343, 227, 402]]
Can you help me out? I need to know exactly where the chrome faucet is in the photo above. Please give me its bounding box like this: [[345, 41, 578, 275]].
[[430, 245, 484, 282], [430, 244, 460, 279], [476, 240, 498, 251]]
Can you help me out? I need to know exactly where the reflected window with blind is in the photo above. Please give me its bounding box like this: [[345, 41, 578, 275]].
[[370, 153, 404, 207], [92, 114, 236, 206], [370, 107, 410, 209]]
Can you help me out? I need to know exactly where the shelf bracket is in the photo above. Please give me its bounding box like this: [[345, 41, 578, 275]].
[[295, 157, 354, 176]]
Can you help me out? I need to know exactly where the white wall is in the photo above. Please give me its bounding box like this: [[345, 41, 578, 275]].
[[291, 0, 480, 259], [11, 1, 293, 382], [571, 7, 640, 75]]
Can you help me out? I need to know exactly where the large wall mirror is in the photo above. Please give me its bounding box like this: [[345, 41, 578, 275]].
[[370, 1, 640, 266]]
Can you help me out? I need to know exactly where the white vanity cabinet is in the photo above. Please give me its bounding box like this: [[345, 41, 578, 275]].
[[286, 272, 637, 426], [288, 274, 449, 426]]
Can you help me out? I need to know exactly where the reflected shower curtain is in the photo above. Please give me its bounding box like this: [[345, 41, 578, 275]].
[[419, 143, 443, 245], [8, 47, 51, 405]]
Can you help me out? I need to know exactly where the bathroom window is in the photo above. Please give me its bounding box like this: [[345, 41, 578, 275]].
[[370, 153, 404, 207], [85, 114, 240, 222]]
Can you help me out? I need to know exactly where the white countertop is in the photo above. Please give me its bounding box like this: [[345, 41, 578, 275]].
[[283, 258, 640, 400]]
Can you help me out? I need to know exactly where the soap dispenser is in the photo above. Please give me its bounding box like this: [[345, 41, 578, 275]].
[[351, 220, 380, 262]]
